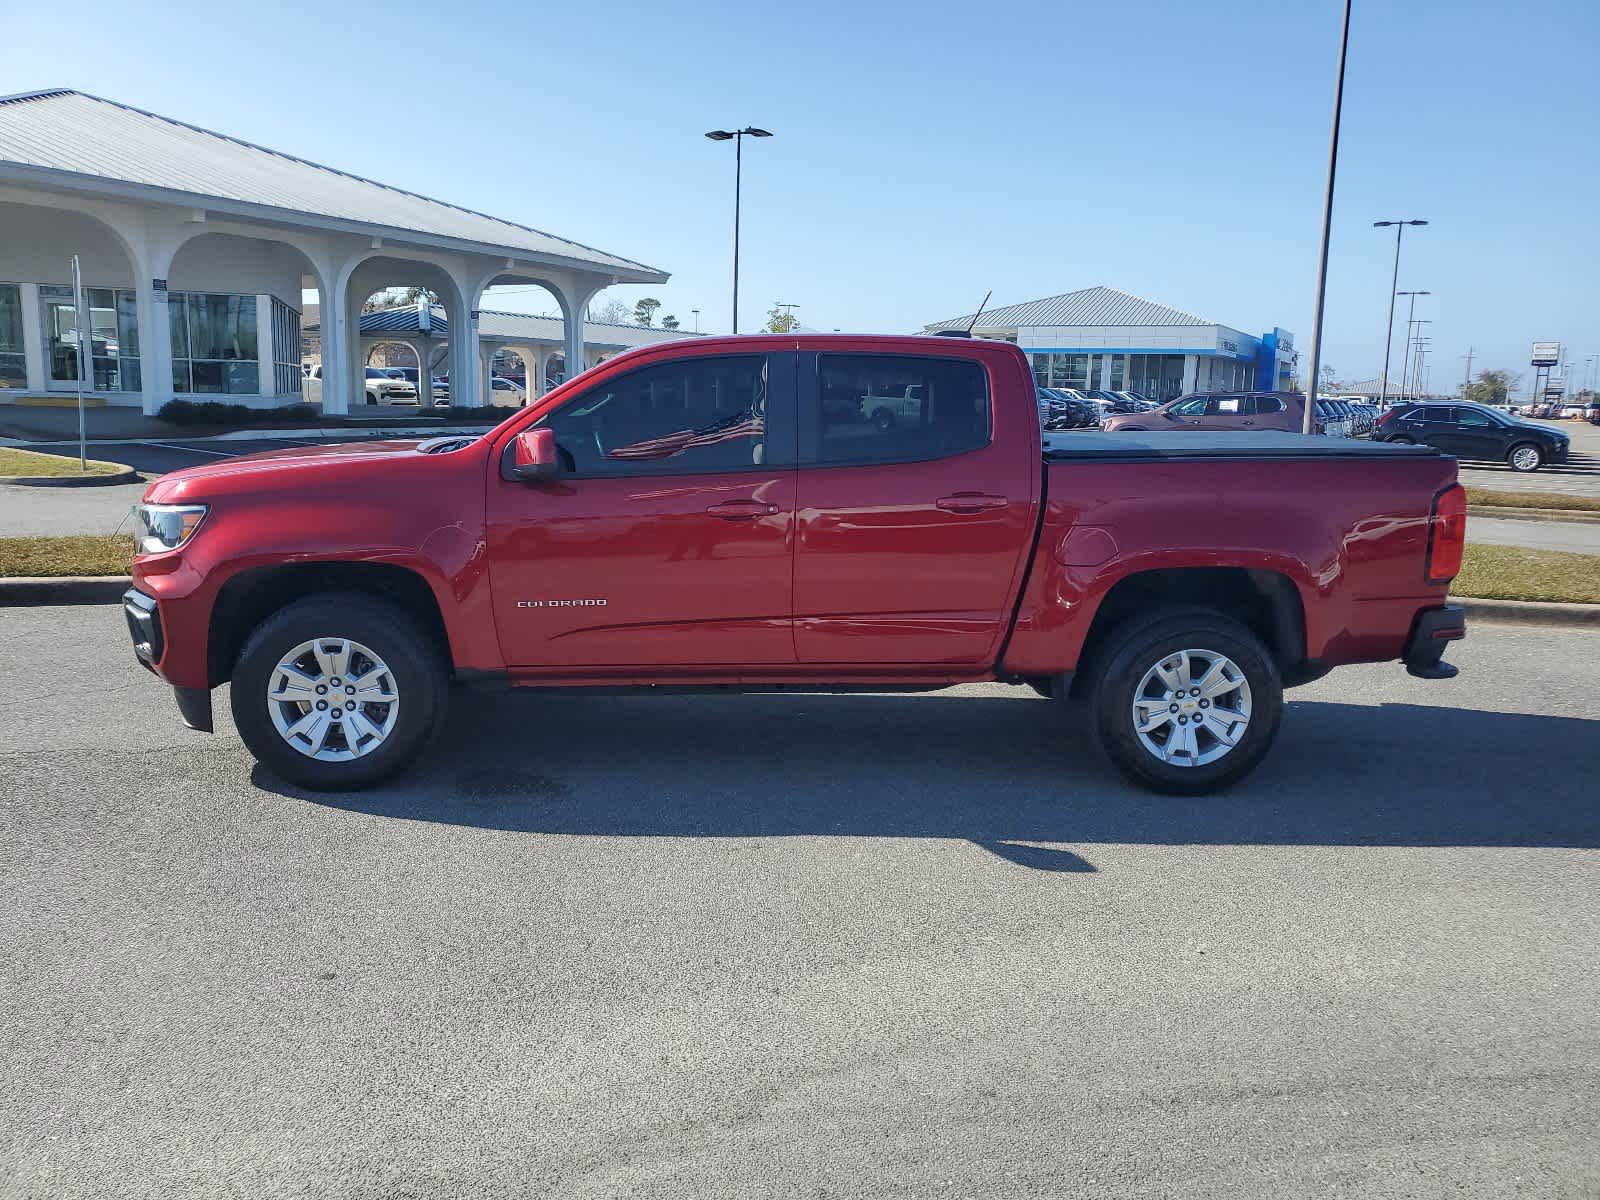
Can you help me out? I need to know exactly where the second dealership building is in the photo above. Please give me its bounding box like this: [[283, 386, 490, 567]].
[[924, 287, 1296, 401]]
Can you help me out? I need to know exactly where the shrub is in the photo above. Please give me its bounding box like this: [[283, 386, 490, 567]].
[[158, 400, 320, 427]]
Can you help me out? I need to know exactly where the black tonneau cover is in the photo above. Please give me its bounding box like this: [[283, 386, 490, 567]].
[[1043, 430, 1444, 463]]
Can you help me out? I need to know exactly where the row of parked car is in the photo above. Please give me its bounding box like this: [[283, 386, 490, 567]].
[[1520, 398, 1600, 422], [1035, 387, 1160, 430], [1037, 385, 1574, 473], [301, 364, 532, 406], [1042, 388, 1382, 439]]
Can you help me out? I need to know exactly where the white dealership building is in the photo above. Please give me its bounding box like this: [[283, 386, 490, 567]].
[[0, 88, 667, 416], [925, 287, 1297, 402]]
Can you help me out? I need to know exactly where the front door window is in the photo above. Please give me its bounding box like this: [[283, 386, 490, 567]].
[[40, 285, 140, 392]]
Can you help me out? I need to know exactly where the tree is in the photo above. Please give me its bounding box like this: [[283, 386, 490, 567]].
[[765, 304, 799, 333], [661, 315, 680, 331], [633, 297, 662, 327], [1464, 368, 1520, 406], [588, 299, 632, 325]]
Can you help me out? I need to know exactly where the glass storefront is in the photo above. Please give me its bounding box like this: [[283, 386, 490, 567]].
[[171, 292, 259, 394], [1033, 351, 1188, 400], [39, 285, 140, 391], [0, 284, 25, 388]]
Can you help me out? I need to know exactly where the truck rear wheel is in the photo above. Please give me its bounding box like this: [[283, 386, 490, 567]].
[[230, 592, 446, 791], [1085, 608, 1282, 795]]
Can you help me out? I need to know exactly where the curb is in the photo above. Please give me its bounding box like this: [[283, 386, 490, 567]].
[[0, 466, 140, 488], [0, 576, 131, 606], [1468, 504, 1600, 525], [1457, 597, 1600, 627]]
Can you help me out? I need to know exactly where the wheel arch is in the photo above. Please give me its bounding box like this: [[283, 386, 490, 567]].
[[1069, 566, 1308, 694], [208, 561, 452, 687]]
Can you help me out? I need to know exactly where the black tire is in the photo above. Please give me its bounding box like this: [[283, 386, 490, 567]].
[[1117, 426, 1147, 433], [1507, 442, 1544, 472], [230, 592, 446, 791], [1084, 608, 1282, 795], [872, 409, 894, 432], [1387, 435, 1415, 444]]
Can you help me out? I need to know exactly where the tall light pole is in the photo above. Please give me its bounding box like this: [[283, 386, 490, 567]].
[[705, 126, 773, 335], [1374, 219, 1429, 407], [1396, 292, 1430, 399], [1302, 0, 1353, 434], [691, 308, 700, 334]]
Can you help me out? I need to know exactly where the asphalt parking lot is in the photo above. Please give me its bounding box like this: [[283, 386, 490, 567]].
[[2, 607, 1597, 1198]]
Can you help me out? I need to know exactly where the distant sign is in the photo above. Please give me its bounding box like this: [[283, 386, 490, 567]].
[[1531, 341, 1561, 366], [1544, 378, 1565, 396]]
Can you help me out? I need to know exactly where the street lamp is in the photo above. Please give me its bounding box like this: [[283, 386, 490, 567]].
[[1374, 219, 1429, 407], [1302, 0, 1353, 433], [691, 308, 700, 334], [705, 126, 773, 335], [1396, 292, 1430, 400]]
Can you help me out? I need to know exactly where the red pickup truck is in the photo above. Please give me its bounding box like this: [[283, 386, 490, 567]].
[[125, 334, 1466, 795]]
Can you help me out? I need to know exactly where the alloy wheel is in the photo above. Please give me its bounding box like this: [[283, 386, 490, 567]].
[[1130, 648, 1252, 767], [266, 637, 400, 761]]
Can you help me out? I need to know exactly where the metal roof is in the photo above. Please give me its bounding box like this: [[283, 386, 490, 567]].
[[0, 89, 666, 282], [925, 286, 1215, 331], [308, 305, 698, 350]]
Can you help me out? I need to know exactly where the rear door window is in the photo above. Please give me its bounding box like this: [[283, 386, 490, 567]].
[[804, 354, 989, 465], [1206, 396, 1245, 416]]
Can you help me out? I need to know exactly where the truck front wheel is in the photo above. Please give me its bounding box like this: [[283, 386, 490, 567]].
[[230, 592, 446, 791], [1086, 609, 1282, 795]]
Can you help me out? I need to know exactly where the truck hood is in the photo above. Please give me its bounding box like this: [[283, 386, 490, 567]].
[[141, 437, 460, 502]]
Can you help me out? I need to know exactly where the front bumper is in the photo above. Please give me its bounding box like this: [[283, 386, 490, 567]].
[[1402, 603, 1465, 679], [123, 587, 213, 732]]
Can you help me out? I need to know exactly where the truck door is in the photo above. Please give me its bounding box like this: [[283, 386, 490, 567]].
[[485, 351, 798, 668], [792, 350, 1037, 665]]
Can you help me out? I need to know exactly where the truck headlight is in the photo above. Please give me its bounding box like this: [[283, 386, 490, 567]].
[[133, 503, 208, 554]]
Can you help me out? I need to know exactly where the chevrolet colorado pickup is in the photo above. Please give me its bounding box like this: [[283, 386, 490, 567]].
[[125, 334, 1467, 795]]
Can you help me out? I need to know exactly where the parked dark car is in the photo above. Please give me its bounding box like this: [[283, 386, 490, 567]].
[[1036, 388, 1097, 430], [1374, 401, 1570, 472]]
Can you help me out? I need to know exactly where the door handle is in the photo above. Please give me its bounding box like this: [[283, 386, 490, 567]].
[[706, 499, 778, 519], [936, 493, 1008, 514]]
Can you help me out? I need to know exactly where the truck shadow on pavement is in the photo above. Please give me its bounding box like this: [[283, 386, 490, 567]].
[[263, 692, 1600, 873]]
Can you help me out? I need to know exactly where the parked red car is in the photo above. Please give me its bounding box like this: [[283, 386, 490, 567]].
[[126, 335, 1465, 795], [1101, 390, 1323, 434]]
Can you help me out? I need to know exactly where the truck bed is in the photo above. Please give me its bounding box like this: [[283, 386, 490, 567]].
[[1042, 430, 1443, 462]]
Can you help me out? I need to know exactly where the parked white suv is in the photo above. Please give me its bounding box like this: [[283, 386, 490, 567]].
[[300, 364, 420, 404]]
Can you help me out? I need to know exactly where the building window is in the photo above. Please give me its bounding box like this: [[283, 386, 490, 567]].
[[271, 298, 302, 395], [0, 284, 25, 388], [170, 293, 258, 394], [1127, 353, 1187, 401], [38, 285, 141, 391]]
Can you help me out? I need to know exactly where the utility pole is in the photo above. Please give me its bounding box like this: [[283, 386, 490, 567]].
[[1461, 346, 1474, 400]]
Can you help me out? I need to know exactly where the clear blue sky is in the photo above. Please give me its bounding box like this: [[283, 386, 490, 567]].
[[7, 0, 1597, 394]]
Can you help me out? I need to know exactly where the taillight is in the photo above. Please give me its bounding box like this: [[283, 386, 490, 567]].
[[1377, 409, 1397, 426], [1427, 484, 1466, 584]]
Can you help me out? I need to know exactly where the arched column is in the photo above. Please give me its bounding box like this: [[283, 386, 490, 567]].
[[557, 278, 606, 387]]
